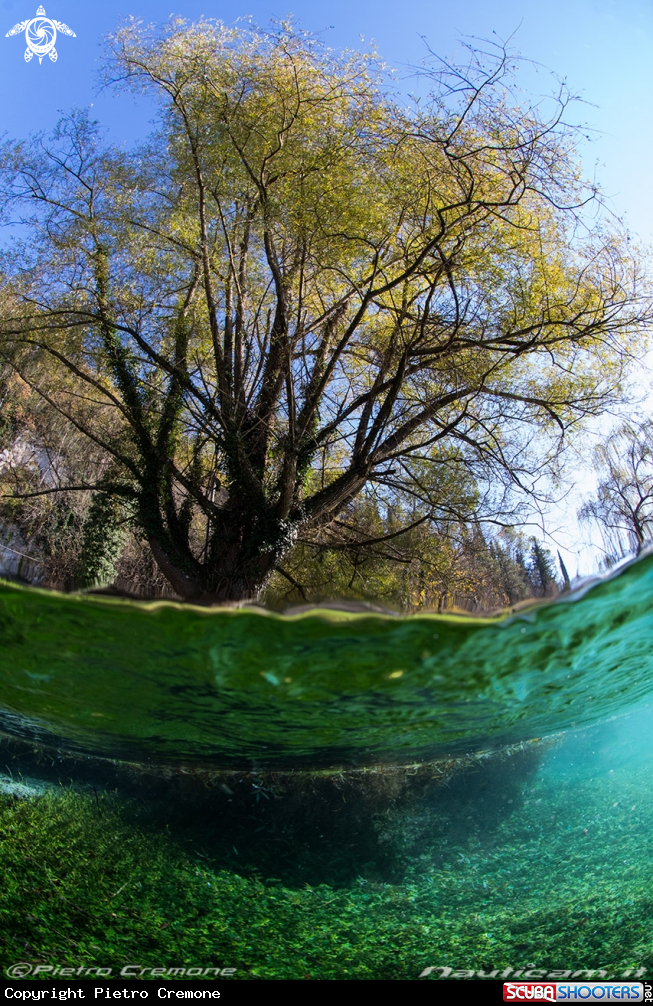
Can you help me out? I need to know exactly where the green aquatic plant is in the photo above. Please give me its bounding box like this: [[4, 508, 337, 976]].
[[0, 741, 651, 981]]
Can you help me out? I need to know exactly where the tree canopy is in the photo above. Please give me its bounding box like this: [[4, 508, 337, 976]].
[[579, 420, 653, 561], [0, 20, 649, 602]]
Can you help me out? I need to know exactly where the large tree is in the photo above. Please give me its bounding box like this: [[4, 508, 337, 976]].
[[0, 21, 649, 602]]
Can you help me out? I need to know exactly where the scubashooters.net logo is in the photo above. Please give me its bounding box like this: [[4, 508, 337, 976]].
[[5, 5, 75, 64]]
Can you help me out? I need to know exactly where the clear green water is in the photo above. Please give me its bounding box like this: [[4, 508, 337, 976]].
[[0, 554, 652, 766], [0, 556, 651, 980]]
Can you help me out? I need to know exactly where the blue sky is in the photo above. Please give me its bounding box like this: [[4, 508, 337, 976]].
[[1, 0, 652, 242], [1, 0, 651, 573]]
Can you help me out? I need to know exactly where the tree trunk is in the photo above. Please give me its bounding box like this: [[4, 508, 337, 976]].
[[147, 534, 277, 605]]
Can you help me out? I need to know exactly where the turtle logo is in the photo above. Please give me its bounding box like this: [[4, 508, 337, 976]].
[[5, 5, 76, 64]]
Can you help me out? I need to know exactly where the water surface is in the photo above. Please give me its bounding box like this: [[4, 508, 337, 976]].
[[0, 554, 651, 766]]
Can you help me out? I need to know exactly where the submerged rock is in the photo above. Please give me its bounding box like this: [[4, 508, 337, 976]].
[[0, 773, 51, 798]]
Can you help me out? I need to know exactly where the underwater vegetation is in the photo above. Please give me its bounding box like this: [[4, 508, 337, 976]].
[[0, 721, 651, 981]]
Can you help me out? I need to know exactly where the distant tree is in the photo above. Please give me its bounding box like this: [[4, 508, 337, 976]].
[[266, 515, 540, 612], [579, 420, 653, 559], [557, 550, 571, 591], [0, 21, 649, 602], [527, 537, 558, 596], [490, 529, 534, 605]]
